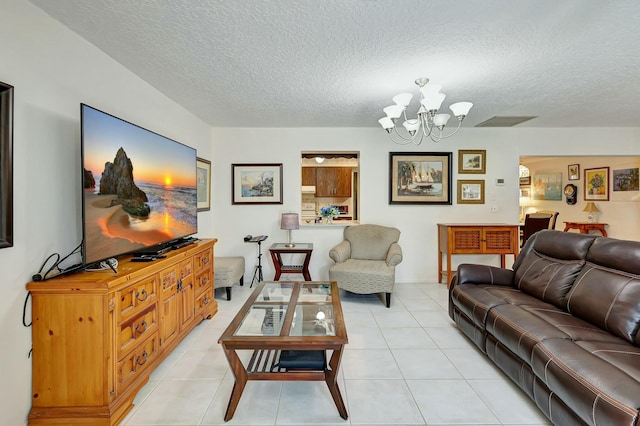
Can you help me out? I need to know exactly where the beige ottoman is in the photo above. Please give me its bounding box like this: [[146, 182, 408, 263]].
[[214, 257, 245, 300]]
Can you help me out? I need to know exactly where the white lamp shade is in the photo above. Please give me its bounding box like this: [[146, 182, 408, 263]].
[[383, 104, 404, 119], [280, 213, 299, 230], [449, 101, 473, 117], [432, 113, 451, 127], [378, 116, 395, 130], [420, 92, 446, 111], [402, 119, 420, 133], [392, 93, 413, 107]]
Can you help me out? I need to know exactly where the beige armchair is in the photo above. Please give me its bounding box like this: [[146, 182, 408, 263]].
[[328, 224, 402, 308]]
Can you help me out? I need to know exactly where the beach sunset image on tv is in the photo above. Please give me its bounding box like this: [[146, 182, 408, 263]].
[[81, 105, 197, 265]]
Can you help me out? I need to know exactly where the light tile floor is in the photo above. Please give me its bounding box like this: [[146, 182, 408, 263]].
[[121, 283, 552, 425]]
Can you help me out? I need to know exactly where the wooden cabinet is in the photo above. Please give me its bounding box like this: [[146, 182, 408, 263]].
[[437, 224, 519, 287], [315, 167, 352, 197], [301, 167, 316, 186], [27, 239, 217, 425]]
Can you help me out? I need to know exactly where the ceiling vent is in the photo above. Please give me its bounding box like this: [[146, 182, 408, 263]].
[[475, 116, 537, 127]]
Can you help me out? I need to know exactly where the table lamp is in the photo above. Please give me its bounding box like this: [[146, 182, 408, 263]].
[[280, 213, 299, 247], [583, 202, 599, 223]]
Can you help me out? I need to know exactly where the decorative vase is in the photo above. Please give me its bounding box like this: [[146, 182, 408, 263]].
[[325, 217, 332, 224]]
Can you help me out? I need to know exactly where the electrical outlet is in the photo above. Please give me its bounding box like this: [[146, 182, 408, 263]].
[[490, 204, 498, 213]]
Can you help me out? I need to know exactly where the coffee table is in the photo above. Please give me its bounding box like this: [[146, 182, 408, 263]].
[[218, 280, 349, 421]]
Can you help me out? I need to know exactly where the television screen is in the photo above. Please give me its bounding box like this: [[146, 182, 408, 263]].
[[81, 104, 197, 265]]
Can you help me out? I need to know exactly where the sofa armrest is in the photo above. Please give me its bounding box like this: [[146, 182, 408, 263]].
[[329, 240, 351, 263], [455, 264, 514, 287], [386, 242, 403, 267]]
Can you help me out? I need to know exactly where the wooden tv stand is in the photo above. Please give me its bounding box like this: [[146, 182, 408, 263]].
[[27, 239, 217, 425]]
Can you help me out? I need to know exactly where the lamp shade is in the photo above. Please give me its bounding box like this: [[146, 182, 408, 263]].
[[583, 202, 599, 213], [280, 213, 299, 230]]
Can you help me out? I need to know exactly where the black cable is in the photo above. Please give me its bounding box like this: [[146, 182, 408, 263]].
[[22, 291, 31, 327]]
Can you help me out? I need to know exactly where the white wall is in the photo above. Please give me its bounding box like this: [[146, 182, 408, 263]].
[[212, 127, 640, 285], [0, 1, 214, 424]]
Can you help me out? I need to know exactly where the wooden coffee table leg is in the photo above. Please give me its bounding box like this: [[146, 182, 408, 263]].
[[325, 347, 348, 420], [223, 348, 248, 421]]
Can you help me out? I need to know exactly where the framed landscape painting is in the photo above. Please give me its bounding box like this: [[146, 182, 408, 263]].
[[532, 173, 563, 201], [389, 152, 452, 205], [613, 167, 639, 192], [584, 166, 609, 201], [457, 179, 485, 204], [232, 163, 283, 205], [458, 150, 486, 174]]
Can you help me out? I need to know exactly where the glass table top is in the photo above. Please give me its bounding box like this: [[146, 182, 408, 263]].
[[228, 281, 340, 338], [270, 243, 313, 250]]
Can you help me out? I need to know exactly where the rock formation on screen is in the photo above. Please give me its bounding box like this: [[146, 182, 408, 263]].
[[99, 147, 150, 217], [83, 168, 95, 189]]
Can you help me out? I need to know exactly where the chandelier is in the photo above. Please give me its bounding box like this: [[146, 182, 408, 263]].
[[378, 77, 473, 144]]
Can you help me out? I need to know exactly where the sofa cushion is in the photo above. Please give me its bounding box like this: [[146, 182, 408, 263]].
[[566, 262, 640, 345], [531, 338, 640, 426], [450, 284, 519, 327]]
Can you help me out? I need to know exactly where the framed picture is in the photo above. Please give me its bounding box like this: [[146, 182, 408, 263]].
[[612, 167, 639, 192], [458, 149, 486, 174], [519, 187, 531, 198], [568, 164, 580, 181], [389, 152, 452, 205], [232, 163, 283, 205], [0, 82, 13, 249], [457, 179, 485, 204], [532, 173, 563, 201], [519, 176, 531, 186], [584, 166, 610, 201], [196, 157, 211, 211]]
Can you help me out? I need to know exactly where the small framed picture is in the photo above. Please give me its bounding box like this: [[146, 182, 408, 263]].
[[584, 166, 609, 201], [196, 157, 211, 211], [457, 179, 485, 204], [458, 150, 486, 174], [519, 176, 531, 186], [232, 163, 283, 205], [568, 164, 580, 181]]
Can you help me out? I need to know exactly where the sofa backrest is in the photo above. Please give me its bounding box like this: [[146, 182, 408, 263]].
[[566, 237, 640, 345], [513, 230, 597, 308], [344, 224, 400, 261]]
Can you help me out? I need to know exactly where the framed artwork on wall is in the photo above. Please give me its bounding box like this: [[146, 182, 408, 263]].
[[457, 179, 485, 204], [196, 157, 211, 211], [0, 82, 13, 249], [232, 163, 283, 205], [568, 164, 580, 181], [584, 166, 610, 201], [612, 167, 639, 192], [389, 152, 452, 205], [532, 173, 563, 200], [458, 149, 486, 174]]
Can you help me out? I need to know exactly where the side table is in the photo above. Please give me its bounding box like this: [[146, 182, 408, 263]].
[[269, 243, 313, 281], [563, 222, 608, 237]]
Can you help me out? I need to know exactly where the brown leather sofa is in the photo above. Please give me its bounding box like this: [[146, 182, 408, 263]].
[[449, 230, 640, 426]]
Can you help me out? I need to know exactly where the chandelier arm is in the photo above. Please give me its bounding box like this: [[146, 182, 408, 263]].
[[420, 114, 434, 137], [388, 127, 424, 145], [429, 120, 463, 142]]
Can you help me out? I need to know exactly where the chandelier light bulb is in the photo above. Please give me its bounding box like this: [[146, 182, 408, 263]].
[[378, 77, 472, 145]]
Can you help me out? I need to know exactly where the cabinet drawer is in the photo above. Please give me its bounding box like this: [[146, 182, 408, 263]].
[[118, 304, 158, 358], [194, 248, 213, 275], [195, 287, 214, 319], [118, 332, 159, 387], [195, 269, 212, 294], [118, 274, 158, 321]]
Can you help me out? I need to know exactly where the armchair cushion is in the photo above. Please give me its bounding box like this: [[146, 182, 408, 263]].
[[344, 224, 401, 260]]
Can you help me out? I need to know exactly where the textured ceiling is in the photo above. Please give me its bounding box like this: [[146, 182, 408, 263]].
[[28, 0, 640, 128]]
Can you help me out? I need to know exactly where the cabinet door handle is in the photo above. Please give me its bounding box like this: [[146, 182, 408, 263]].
[[135, 320, 147, 335], [136, 350, 148, 366], [135, 289, 148, 302], [177, 279, 183, 292]]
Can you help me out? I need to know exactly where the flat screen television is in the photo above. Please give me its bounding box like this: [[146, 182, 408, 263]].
[[81, 104, 197, 266]]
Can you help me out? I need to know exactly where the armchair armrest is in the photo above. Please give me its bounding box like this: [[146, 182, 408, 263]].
[[329, 240, 351, 263], [386, 242, 403, 267], [455, 264, 514, 287]]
